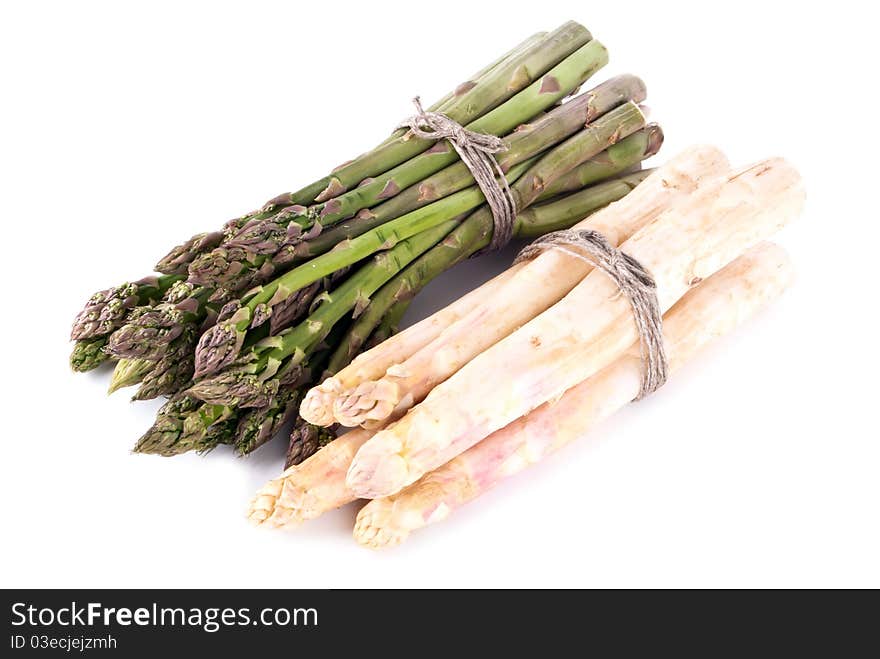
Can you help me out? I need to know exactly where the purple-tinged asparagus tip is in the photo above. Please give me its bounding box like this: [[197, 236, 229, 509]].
[[155, 232, 224, 275], [105, 307, 186, 360], [187, 370, 277, 408], [285, 421, 335, 469], [70, 280, 150, 340], [193, 321, 246, 378]]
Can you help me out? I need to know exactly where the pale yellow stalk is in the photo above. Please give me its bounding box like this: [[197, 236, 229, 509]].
[[347, 157, 805, 498], [299, 265, 524, 425], [248, 428, 373, 529], [353, 242, 796, 548], [332, 146, 730, 427]]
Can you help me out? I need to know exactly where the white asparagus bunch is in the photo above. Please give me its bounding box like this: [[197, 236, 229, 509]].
[[346, 157, 805, 498], [353, 242, 796, 548], [248, 240, 797, 535], [329, 145, 730, 428], [299, 267, 525, 426]]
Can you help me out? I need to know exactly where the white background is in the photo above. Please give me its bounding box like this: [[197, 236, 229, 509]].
[[2, 1, 877, 588]]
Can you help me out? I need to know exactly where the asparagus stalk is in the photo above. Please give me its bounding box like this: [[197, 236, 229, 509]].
[[250, 243, 795, 530], [363, 300, 411, 350], [501, 102, 646, 214], [201, 99, 643, 378], [284, 22, 592, 206], [189, 220, 462, 407], [403, 31, 548, 129], [354, 243, 797, 548], [537, 124, 663, 199], [152, 29, 565, 276], [275, 76, 647, 266], [284, 299, 410, 468], [188, 38, 610, 289], [331, 169, 654, 427], [326, 298, 412, 377], [345, 158, 806, 498], [515, 169, 653, 237], [71, 275, 183, 340], [309, 39, 608, 225], [70, 337, 111, 372], [193, 158, 536, 378]]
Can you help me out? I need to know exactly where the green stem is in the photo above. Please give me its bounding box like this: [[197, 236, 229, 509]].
[[309, 38, 608, 226], [188, 220, 462, 407], [326, 297, 411, 376], [509, 101, 646, 211], [242, 160, 535, 326], [291, 22, 591, 205], [538, 124, 663, 199], [285, 75, 645, 262], [515, 170, 653, 238], [333, 170, 656, 342]]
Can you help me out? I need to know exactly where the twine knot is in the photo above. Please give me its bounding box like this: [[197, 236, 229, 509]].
[[400, 98, 517, 251], [514, 229, 668, 400]]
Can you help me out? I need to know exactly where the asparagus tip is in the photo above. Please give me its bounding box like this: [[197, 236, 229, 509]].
[[353, 502, 409, 549], [193, 322, 246, 379]]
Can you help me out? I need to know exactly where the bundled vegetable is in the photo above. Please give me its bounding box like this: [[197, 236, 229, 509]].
[[353, 242, 796, 547], [69, 20, 665, 464], [248, 147, 804, 549], [65, 17, 803, 548], [249, 242, 795, 533], [343, 156, 804, 498]]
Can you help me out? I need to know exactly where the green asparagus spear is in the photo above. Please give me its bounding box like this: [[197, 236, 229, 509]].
[[272, 75, 647, 265], [327, 299, 412, 376], [189, 220, 461, 407], [71, 275, 183, 340], [70, 337, 111, 372], [193, 159, 535, 377], [188, 38, 609, 289], [537, 124, 663, 199], [157, 24, 587, 277]]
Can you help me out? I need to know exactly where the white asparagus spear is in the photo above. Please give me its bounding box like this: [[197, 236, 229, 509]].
[[332, 146, 730, 427], [353, 242, 795, 548], [299, 265, 525, 425], [347, 157, 805, 498], [248, 428, 373, 529]]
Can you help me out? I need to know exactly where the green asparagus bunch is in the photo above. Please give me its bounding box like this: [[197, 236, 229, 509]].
[[69, 20, 665, 467]]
